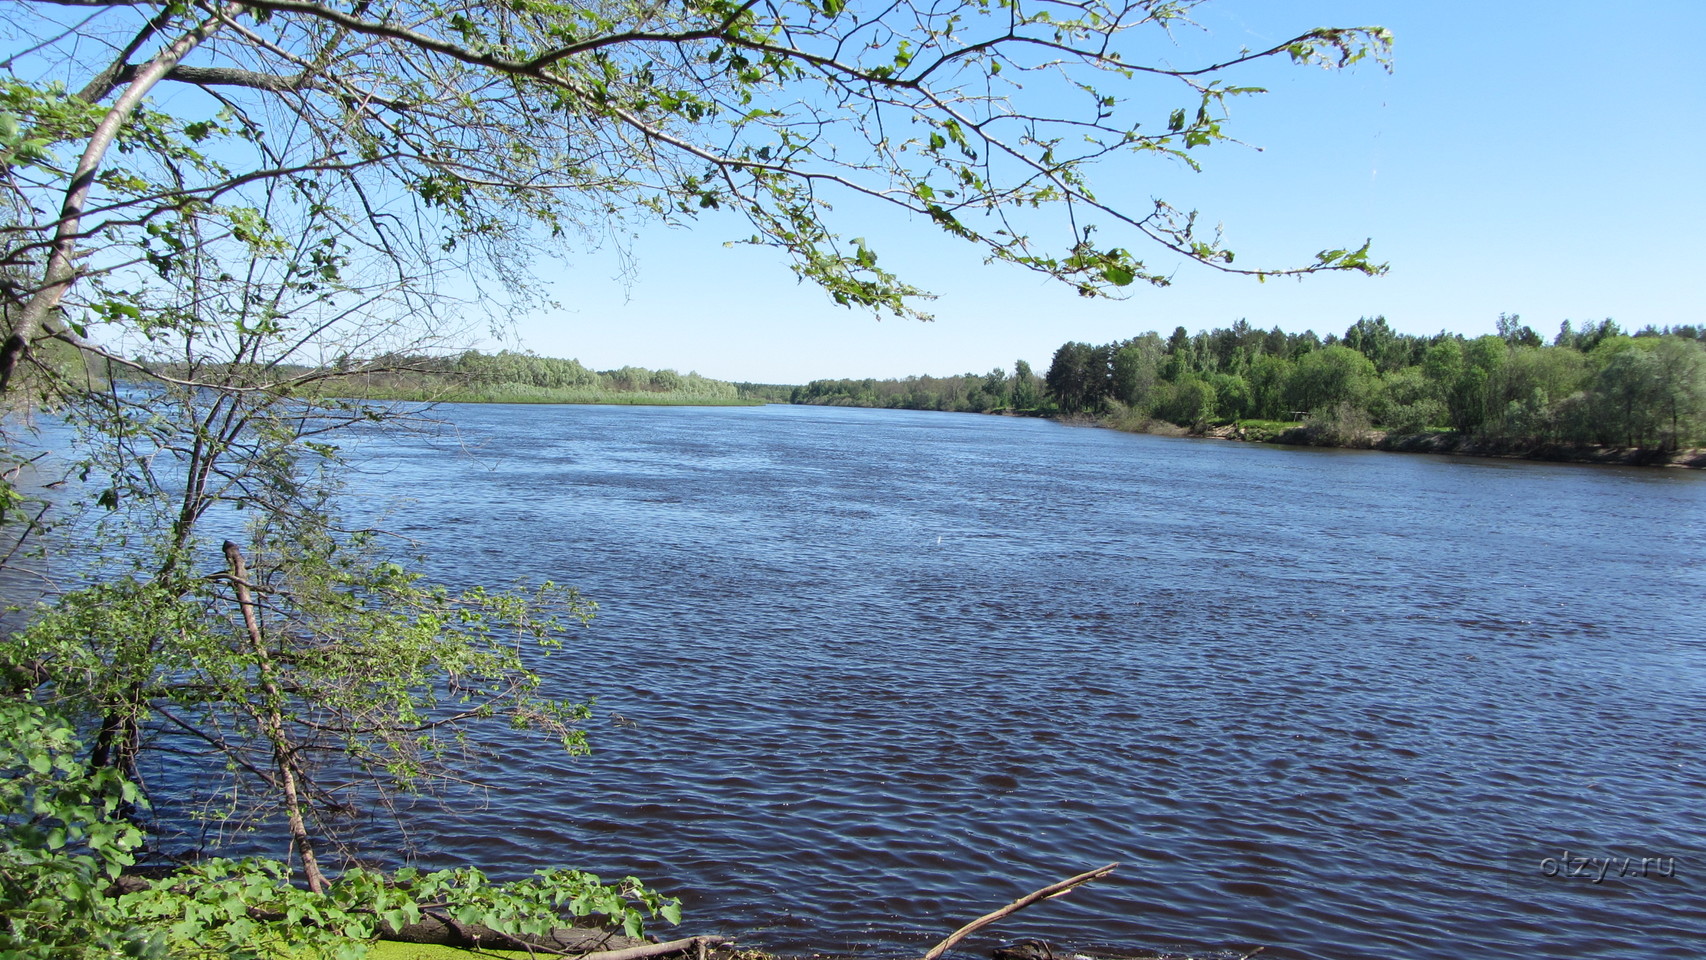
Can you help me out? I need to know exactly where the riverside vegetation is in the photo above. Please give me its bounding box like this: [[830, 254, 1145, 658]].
[[790, 316, 1706, 464], [290, 350, 786, 406], [113, 347, 787, 406]]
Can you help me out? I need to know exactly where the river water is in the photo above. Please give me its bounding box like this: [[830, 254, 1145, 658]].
[[330, 403, 1703, 959]]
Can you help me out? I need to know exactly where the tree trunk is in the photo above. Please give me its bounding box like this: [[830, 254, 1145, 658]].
[[225, 540, 327, 894], [1, 3, 242, 390]]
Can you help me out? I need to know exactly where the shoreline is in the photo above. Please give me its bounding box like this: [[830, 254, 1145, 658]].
[[289, 391, 1706, 468], [1076, 415, 1706, 469]]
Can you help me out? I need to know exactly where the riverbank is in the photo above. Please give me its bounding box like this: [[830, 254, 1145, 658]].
[[1095, 415, 1706, 468], [1364, 430, 1706, 468]]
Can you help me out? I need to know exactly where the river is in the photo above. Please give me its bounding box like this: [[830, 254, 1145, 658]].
[[234, 403, 1706, 958]]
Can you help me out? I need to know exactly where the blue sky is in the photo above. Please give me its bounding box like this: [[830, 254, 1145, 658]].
[[501, 1, 1705, 384]]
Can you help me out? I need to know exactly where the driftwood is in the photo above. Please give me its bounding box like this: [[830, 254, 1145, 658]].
[[566, 935, 732, 960], [385, 914, 728, 959], [921, 863, 1119, 960], [385, 914, 651, 953]]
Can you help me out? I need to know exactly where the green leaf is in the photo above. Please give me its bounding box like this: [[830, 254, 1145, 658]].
[[382, 904, 417, 932]]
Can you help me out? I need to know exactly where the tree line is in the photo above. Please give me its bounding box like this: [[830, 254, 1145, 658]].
[[1044, 316, 1706, 449], [789, 360, 1042, 413], [116, 347, 790, 405], [792, 317, 1706, 451], [338, 349, 750, 404]]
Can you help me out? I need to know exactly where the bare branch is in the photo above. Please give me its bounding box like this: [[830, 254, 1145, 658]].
[[921, 863, 1119, 960]]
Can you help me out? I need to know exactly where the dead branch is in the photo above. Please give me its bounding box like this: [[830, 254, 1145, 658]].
[[921, 863, 1119, 960], [574, 936, 734, 960]]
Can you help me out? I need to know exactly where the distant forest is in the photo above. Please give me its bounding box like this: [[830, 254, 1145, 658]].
[[791, 317, 1706, 451], [294, 349, 790, 405]]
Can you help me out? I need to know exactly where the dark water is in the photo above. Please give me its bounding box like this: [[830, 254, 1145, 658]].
[[338, 403, 1705, 959]]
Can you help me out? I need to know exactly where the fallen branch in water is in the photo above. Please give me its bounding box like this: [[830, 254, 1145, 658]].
[[921, 863, 1120, 960], [575, 936, 735, 960]]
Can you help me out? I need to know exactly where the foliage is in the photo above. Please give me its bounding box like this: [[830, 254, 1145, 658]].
[[1368, 366, 1444, 437], [1296, 401, 1375, 448], [5, 436, 600, 886], [1282, 345, 1375, 418], [2, 0, 1393, 393], [1158, 374, 1216, 428], [0, 180, 599, 897], [789, 318, 1706, 452], [0, 700, 156, 960], [1, 703, 678, 959], [1044, 342, 1114, 414], [1111, 334, 1165, 411], [792, 369, 1029, 413], [316, 350, 759, 405], [1228, 419, 1296, 443], [1010, 360, 1040, 412], [1025, 317, 1706, 450], [7, 497, 596, 882], [0, 104, 617, 895], [114, 860, 679, 958]]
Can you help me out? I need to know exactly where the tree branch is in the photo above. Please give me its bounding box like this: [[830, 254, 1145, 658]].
[[921, 863, 1118, 960], [2, 0, 245, 392]]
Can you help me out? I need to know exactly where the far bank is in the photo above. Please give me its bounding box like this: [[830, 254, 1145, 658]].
[[1091, 412, 1706, 469]]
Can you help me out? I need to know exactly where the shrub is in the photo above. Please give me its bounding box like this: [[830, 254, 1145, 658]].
[[1301, 402, 1377, 448]]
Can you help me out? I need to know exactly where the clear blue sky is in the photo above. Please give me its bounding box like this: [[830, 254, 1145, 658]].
[[499, 1, 1705, 384]]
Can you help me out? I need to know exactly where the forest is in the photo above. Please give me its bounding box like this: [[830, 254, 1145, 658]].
[[295, 349, 764, 405], [792, 316, 1706, 453]]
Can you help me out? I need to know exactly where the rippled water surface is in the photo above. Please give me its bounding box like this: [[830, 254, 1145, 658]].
[[341, 403, 1704, 960]]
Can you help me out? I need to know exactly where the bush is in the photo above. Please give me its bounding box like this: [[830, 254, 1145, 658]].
[[1, 701, 156, 959], [1379, 398, 1445, 436], [1300, 402, 1377, 448], [1, 701, 681, 958]]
